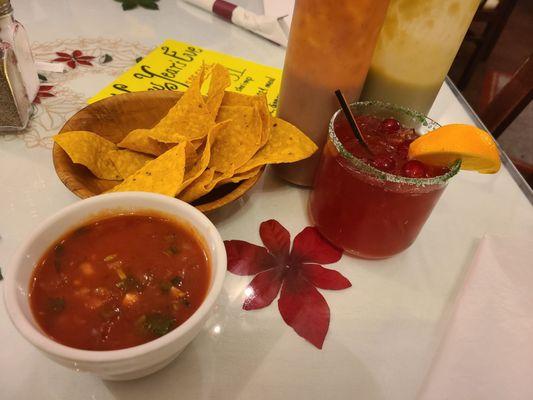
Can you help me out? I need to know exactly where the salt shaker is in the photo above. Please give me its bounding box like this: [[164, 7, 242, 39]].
[[0, 0, 39, 132]]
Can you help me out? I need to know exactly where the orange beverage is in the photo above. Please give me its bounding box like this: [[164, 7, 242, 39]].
[[274, 0, 390, 186]]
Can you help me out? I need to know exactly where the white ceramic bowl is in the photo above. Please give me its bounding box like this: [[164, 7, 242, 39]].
[[4, 192, 226, 380]]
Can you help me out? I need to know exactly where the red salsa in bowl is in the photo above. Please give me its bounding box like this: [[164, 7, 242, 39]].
[[29, 213, 210, 351]]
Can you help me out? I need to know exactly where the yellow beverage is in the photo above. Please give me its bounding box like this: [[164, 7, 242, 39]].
[[361, 0, 479, 114]]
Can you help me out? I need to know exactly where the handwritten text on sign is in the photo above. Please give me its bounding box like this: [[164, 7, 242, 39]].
[[89, 39, 282, 113]]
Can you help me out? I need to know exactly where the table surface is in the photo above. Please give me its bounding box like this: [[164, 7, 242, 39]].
[[1, 1, 532, 399]]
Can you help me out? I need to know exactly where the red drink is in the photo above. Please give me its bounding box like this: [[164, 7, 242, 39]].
[[309, 102, 459, 259]]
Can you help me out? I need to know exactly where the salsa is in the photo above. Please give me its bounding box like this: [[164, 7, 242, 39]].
[[310, 113, 450, 259], [29, 213, 210, 351]]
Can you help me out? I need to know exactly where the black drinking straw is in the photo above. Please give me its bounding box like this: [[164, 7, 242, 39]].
[[334, 90, 371, 153]]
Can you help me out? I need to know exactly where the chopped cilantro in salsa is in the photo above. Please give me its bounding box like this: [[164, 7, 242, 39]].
[[48, 297, 65, 312], [143, 313, 175, 337]]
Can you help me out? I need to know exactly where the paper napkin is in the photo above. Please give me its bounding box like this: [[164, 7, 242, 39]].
[[263, 0, 293, 33], [418, 235, 533, 400]]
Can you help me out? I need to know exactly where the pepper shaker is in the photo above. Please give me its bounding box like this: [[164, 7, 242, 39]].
[[0, 0, 39, 132]]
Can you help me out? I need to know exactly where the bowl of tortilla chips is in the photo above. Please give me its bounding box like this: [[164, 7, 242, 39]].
[[52, 64, 317, 212]]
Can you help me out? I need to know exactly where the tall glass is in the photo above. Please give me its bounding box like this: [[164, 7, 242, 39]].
[[274, 0, 391, 186], [361, 0, 479, 115], [309, 102, 460, 259]]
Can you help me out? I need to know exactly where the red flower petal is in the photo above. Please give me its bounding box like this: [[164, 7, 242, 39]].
[[72, 50, 82, 58], [33, 97, 41, 104], [260, 219, 290, 262], [76, 55, 95, 61], [52, 57, 71, 62], [55, 52, 72, 58], [290, 227, 342, 265], [67, 60, 76, 69], [38, 92, 55, 98], [278, 271, 330, 349], [224, 240, 276, 276], [38, 85, 54, 91], [76, 60, 93, 66], [243, 267, 284, 310], [300, 264, 351, 290]]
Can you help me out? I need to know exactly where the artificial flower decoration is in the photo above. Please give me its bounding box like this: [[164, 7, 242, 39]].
[[225, 220, 351, 349], [33, 85, 54, 104], [52, 50, 95, 69]]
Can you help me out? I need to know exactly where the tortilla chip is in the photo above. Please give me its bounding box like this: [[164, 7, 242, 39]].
[[118, 129, 169, 156], [222, 92, 272, 147], [210, 105, 262, 173], [146, 131, 187, 144], [120, 131, 198, 172], [132, 129, 198, 165], [191, 139, 204, 150], [206, 64, 231, 118], [255, 95, 271, 147], [215, 166, 262, 187], [222, 92, 271, 147], [177, 121, 229, 195], [148, 68, 215, 143], [221, 91, 252, 107], [180, 165, 262, 203], [235, 117, 318, 174], [184, 141, 200, 167], [150, 136, 199, 167], [108, 142, 187, 196], [178, 168, 218, 203], [54, 131, 121, 180], [108, 149, 154, 179]]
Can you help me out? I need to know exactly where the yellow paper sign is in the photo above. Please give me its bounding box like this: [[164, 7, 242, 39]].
[[88, 39, 282, 113]]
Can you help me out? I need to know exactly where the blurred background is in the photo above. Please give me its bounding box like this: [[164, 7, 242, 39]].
[[448, 0, 532, 186]]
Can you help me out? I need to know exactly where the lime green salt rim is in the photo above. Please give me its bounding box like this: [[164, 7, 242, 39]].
[[328, 100, 461, 187]]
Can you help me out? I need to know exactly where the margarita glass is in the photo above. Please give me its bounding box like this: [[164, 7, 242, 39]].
[[309, 101, 460, 259]]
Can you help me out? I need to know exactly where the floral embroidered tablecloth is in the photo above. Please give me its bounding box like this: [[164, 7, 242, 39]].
[[2, 38, 151, 149]]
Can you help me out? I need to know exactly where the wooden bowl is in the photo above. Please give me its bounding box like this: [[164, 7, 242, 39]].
[[53, 91, 263, 213]]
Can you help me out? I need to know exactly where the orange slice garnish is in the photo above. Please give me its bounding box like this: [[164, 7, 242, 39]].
[[408, 124, 501, 174]]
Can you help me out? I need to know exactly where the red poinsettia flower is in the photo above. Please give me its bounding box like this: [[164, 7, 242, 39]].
[[52, 50, 95, 69], [33, 85, 55, 104], [225, 220, 351, 349]]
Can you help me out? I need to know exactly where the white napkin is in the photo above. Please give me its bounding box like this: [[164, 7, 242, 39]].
[[231, 7, 288, 47], [262, 0, 293, 32], [35, 61, 65, 73], [418, 235, 533, 400], [182, 0, 288, 46]]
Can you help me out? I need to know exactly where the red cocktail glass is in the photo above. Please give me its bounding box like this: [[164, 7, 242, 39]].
[[309, 101, 460, 259]]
